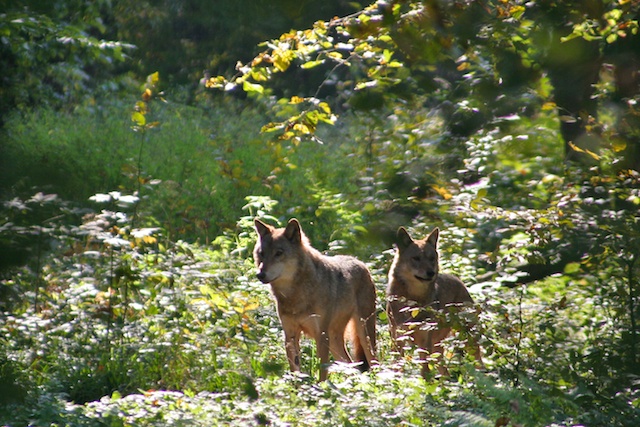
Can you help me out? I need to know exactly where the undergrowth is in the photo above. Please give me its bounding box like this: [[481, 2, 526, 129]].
[[2, 82, 640, 426]]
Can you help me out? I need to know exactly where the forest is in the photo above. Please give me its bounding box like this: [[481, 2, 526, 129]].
[[1, 0, 640, 425]]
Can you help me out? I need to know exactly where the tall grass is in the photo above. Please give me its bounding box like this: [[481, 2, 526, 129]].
[[0, 96, 378, 247]]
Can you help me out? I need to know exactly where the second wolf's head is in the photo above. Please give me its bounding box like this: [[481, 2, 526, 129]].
[[391, 226, 440, 285], [253, 218, 309, 284]]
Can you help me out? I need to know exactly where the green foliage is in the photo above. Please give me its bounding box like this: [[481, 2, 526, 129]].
[[206, 0, 640, 168], [0, 7, 133, 120], [3, 1, 640, 425]]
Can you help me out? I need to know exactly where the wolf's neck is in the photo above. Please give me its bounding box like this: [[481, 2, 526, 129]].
[[397, 275, 437, 305]]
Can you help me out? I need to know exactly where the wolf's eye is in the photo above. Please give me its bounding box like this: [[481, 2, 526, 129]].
[[412, 256, 421, 262], [274, 249, 284, 257]]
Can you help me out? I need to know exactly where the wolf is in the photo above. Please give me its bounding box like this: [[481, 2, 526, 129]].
[[253, 218, 377, 381], [386, 226, 482, 376]]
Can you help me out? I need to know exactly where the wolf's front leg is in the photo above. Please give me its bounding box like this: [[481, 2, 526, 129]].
[[284, 329, 302, 373], [317, 330, 331, 381]]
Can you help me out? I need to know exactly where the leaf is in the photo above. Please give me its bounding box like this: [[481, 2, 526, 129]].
[[301, 60, 325, 69], [568, 141, 600, 160], [293, 122, 312, 134], [273, 49, 291, 72], [242, 80, 264, 94], [433, 186, 452, 200], [612, 139, 627, 152], [564, 262, 581, 274], [318, 102, 331, 114], [131, 111, 146, 126], [147, 71, 159, 87], [261, 122, 285, 133], [355, 80, 378, 90]]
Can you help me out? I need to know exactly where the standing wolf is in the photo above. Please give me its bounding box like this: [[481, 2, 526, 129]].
[[253, 218, 377, 381], [386, 226, 482, 376]]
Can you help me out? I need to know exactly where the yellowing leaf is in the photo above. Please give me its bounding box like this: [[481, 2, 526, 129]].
[[433, 186, 452, 200], [261, 122, 285, 133], [273, 49, 292, 72], [612, 139, 627, 152], [147, 71, 159, 87], [541, 101, 557, 111], [131, 111, 146, 126], [568, 141, 600, 160], [318, 102, 331, 114], [250, 69, 269, 82], [142, 235, 157, 244], [293, 123, 311, 134]]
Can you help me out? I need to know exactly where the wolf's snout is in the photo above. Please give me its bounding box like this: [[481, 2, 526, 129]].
[[256, 270, 269, 283], [415, 270, 436, 282]]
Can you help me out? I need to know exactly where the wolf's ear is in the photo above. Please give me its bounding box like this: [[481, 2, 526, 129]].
[[396, 227, 414, 249], [284, 218, 302, 243], [426, 227, 439, 248], [254, 219, 272, 238]]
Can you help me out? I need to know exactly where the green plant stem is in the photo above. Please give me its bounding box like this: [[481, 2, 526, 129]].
[[33, 228, 43, 313], [132, 132, 146, 230], [627, 254, 637, 369], [513, 284, 525, 387]]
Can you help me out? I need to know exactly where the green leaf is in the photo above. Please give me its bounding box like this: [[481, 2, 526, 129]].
[[242, 81, 264, 94], [564, 262, 581, 274], [261, 122, 284, 133], [301, 60, 325, 69]]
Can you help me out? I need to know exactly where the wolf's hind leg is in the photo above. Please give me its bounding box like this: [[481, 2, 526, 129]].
[[328, 331, 352, 364]]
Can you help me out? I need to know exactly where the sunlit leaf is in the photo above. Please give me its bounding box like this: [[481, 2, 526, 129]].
[[301, 60, 325, 69], [568, 141, 600, 160], [564, 262, 581, 274], [293, 122, 311, 134], [261, 122, 285, 133], [131, 111, 146, 126], [273, 50, 291, 72], [147, 71, 159, 87], [242, 81, 264, 94], [612, 139, 627, 152]]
